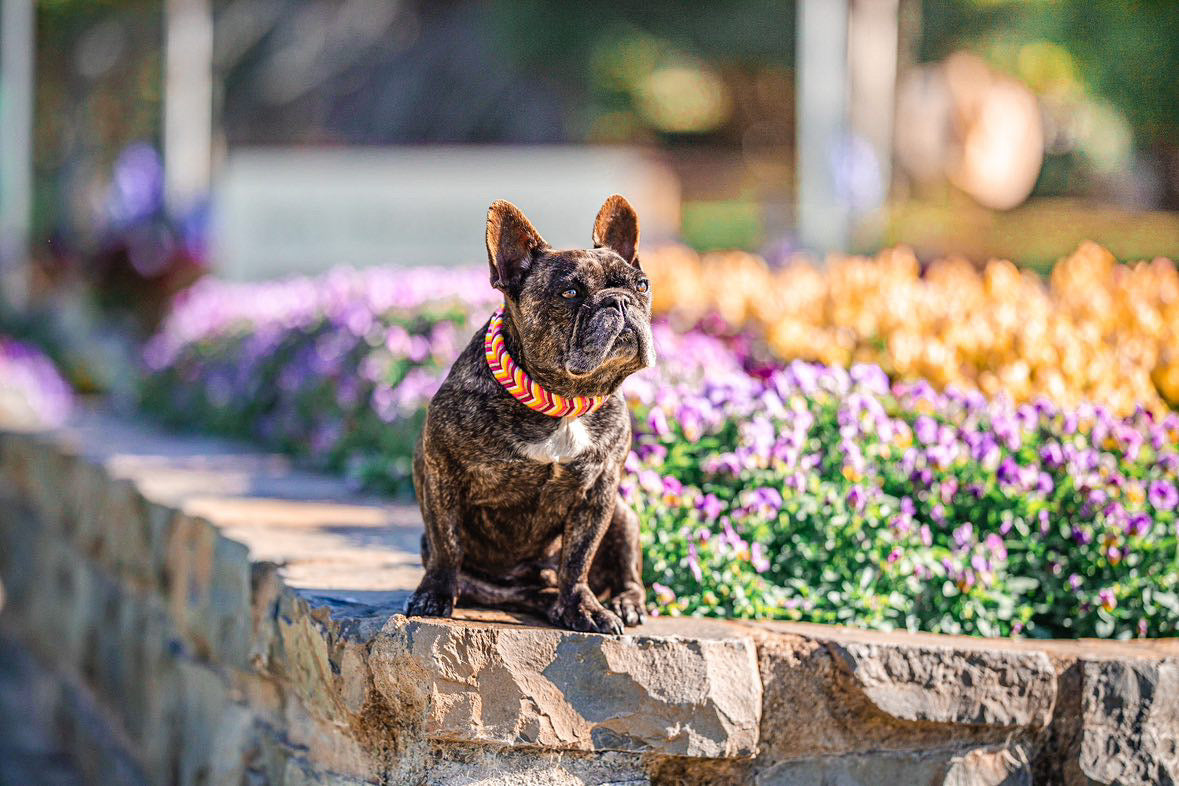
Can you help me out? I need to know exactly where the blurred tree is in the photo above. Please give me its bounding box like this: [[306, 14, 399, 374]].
[[214, 0, 795, 147], [920, 0, 1179, 207]]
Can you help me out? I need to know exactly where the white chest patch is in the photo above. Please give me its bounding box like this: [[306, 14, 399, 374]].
[[518, 416, 592, 464]]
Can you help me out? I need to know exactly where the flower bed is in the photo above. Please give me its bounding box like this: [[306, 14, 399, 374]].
[[141, 268, 499, 494], [644, 242, 1179, 415], [627, 362, 1179, 638], [142, 266, 1179, 638], [0, 336, 73, 428], [141, 267, 745, 493]]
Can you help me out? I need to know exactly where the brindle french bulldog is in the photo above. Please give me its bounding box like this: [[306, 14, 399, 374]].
[[405, 195, 653, 634]]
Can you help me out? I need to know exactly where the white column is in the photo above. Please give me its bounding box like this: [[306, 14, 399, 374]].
[[849, 0, 899, 198], [163, 0, 213, 216], [795, 0, 851, 256], [0, 0, 34, 306]]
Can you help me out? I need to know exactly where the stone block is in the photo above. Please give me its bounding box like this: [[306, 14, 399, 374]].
[[144, 500, 177, 596], [268, 589, 350, 725], [830, 639, 1056, 728], [757, 745, 1030, 786], [204, 535, 252, 669], [67, 458, 108, 547], [163, 514, 219, 660], [100, 478, 152, 588], [753, 629, 1053, 761], [370, 616, 762, 758], [175, 660, 253, 786], [1075, 657, 1179, 785]]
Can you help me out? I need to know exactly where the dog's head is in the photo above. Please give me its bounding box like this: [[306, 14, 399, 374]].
[[486, 195, 655, 398]]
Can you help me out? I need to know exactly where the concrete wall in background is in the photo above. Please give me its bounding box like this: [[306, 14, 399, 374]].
[[211, 146, 681, 279]]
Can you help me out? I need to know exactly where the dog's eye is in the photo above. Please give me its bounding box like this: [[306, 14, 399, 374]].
[[561, 288, 579, 300], [636, 279, 649, 294]]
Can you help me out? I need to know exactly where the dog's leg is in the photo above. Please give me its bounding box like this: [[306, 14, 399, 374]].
[[590, 496, 646, 626], [549, 471, 625, 634], [406, 448, 463, 618]]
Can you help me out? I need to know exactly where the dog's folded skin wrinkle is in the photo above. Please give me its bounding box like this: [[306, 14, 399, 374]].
[[406, 195, 653, 634]]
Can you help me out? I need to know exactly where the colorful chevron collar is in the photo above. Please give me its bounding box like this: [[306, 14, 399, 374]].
[[484, 308, 607, 418]]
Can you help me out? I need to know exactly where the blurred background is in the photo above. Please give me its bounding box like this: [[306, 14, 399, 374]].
[[6, 5, 1179, 778], [1, 0, 1178, 384]]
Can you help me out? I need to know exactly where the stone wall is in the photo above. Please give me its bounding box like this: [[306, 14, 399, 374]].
[[0, 413, 1176, 785]]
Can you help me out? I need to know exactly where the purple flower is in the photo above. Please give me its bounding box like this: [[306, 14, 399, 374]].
[[687, 544, 704, 583], [952, 522, 973, 549], [637, 442, 668, 465], [746, 487, 784, 516], [677, 402, 706, 442], [984, 533, 1007, 560], [1125, 512, 1152, 537], [1148, 480, 1178, 511], [847, 485, 867, 511], [638, 470, 663, 495], [997, 457, 1021, 486], [647, 407, 671, 439], [1040, 442, 1064, 468], [1097, 587, 1117, 612], [697, 493, 725, 521], [625, 451, 641, 473], [0, 338, 74, 427], [890, 514, 913, 536], [914, 415, 939, 445], [972, 435, 1001, 470], [751, 542, 771, 573]]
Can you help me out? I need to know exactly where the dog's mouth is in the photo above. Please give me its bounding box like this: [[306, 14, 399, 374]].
[[613, 325, 638, 351], [612, 324, 652, 364], [565, 310, 654, 377]]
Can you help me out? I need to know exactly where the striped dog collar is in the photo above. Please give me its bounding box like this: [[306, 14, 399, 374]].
[[484, 308, 607, 418]]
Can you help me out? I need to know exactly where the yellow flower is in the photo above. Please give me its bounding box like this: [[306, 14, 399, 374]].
[[646, 241, 1178, 416]]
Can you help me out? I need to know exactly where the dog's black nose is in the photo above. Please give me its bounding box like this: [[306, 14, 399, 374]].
[[598, 291, 629, 320]]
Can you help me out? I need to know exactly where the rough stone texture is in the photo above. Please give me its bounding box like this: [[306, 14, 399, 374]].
[[747, 628, 1050, 762], [757, 745, 1031, 786], [1075, 658, 1179, 785], [830, 640, 1056, 728], [2, 411, 1179, 785], [371, 615, 761, 757]]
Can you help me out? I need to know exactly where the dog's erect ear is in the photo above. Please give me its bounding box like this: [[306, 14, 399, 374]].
[[592, 194, 640, 265], [486, 200, 547, 291]]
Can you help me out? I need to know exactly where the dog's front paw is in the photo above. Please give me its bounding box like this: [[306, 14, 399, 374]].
[[552, 585, 623, 635], [607, 584, 647, 627], [406, 585, 455, 618]]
